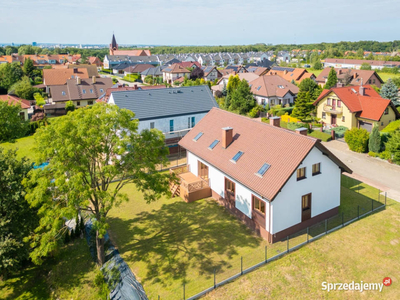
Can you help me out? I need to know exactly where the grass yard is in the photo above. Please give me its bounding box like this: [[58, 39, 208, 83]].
[[305, 68, 323, 77], [107, 175, 393, 300], [376, 72, 400, 83], [0, 238, 103, 300], [0, 135, 37, 162]]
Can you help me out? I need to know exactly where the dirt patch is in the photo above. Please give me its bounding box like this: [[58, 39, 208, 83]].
[[390, 239, 399, 245]]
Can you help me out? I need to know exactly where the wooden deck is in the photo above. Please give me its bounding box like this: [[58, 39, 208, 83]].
[[179, 172, 202, 184]]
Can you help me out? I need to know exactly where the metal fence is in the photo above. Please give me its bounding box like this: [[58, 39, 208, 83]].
[[155, 175, 387, 300]]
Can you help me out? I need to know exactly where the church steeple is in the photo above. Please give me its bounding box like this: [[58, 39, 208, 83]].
[[110, 33, 118, 55]]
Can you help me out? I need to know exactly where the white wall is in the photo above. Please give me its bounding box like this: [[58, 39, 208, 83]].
[[138, 113, 208, 134], [270, 147, 341, 234], [254, 93, 295, 107], [187, 152, 270, 228]]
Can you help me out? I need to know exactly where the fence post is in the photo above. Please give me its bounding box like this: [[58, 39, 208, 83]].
[[158, 296, 160, 300], [357, 205, 360, 219], [287, 236, 289, 253], [342, 212, 344, 227], [214, 268, 216, 289], [265, 245, 267, 263], [241, 257, 243, 275], [371, 198, 373, 212], [385, 192, 387, 206], [183, 283, 185, 300], [307, 227, 309, 243], [325, 219, 327, 234], [378, 189, 380, 204]]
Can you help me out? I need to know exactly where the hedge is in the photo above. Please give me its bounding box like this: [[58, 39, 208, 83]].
[[122, 74, 140, 82], [287, 122, 312, 133], [308, 130, 332, 142], [325, 126, 348, 138], [281, 114, 300, 123], [344, 128, 369, 153], [381, 120, 400, 133]]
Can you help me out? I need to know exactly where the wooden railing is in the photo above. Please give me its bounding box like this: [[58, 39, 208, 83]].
[[170, 164, 189, 175], [182, 178, 209, 193]]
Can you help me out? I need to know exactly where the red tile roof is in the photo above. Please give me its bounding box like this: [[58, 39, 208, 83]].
[[43, 68, 89, 86], [314, 85, 397, 121], [0, 94, 30, 109], [249, 75, 299, 98], [177, 61, 202, 69], [179, 108, 351, 201]]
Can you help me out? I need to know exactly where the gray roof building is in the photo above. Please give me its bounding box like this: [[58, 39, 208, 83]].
[[109, 85, 218, 121]]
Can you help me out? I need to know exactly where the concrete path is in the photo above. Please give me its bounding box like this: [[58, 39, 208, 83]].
[[322, 140, 400, 202]]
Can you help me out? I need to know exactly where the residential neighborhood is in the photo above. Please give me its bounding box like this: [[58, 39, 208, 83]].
[[1, 2, 400, 300]]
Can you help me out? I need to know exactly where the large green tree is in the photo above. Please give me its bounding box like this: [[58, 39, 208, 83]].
[[23, 58, 35, 79], [229, 79, 255, 114], [324, 68, 338, 90], [24, 103, 174, 265], [291, 91, 313, 120], [0, 148, 38, 278], [380, 79, 399, 105], [0, 100, 27, 142], [8, 77, 35, 100], [360, 63, 372, 70], [0, 62, 24, 91], [298, 78, 322, 100]]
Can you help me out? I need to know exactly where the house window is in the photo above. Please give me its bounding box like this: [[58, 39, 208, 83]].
[[261, 98, 266, 105], [252, 195, 265, 214], [302, 194, 311, 211], [191, 117, 195, 127], [150, 122, 155, 129], [312, 163, 321, 176], [88, 100, 93, 105], [62, 91, 66, 96], [381, 122, 384, 126], [82, 89, 86, 94], [169, 120, 174, 132], [90, 89, 93, 93], [322, 112, 326, 119], [297, 167, 306, 181], [100, 89, 104, 93], [327, 98, 331, 106], [337, 100, 341, 107], [368, 79, 372, 84], [225, 178, 235, 195], [342, 116, 345, 122], [373, 79, 376, 84], [77, 101, 81, 106], [384, 107, 389, 115]]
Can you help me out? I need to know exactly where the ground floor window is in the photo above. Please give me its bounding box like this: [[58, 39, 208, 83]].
[[225, 178, 235, 194], [252, 195, 265, 214], [322, 112, 326, 119]]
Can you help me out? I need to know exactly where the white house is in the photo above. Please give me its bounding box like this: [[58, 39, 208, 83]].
[[162, 63, 191, 84], [177, 108, 351, 242], [108, 86, 218, 154]]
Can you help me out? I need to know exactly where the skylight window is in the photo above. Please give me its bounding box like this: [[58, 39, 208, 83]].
[[257, 86, 261, 91], [193, 132, 203, 141], [231, 151, 244, 163], [278, 85, 284, 88], [209, 139, 219, 150], [256, 163, 271, 177]]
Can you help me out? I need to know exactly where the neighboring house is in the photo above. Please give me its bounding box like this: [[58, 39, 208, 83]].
[[212, 73, 259, 96], [0, 54, 81, 68], [177, 61, 201, 69], [0, 94, 31, 121], [97, 84, 167, 103], [315, 68, 384, 88], [219, 68, 236, 76], [88, 56, 103, 67], [103, 55, 160, 69], [246, 66, 270, 76], [201, 66, 222, 82], [225, 65, 247, 73], [49, 77, 113, 107], [67, 64, 99, 78], [162, 64, 191, 84], [108, 86, 218, 153], [140, 66, 163, 82], [267, 67, 316, 84], [43, 68, 89, 93], [324, 58, 400, 70], [123, 64, 154, 76], [163, 58, 182, 66], [109, 34, 151, 56], [249, 75, 299, 106], [176, 108, 351, 242], [313, 85, 400, 131]]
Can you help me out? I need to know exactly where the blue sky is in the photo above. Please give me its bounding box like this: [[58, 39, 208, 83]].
[[1, 0, 399, 45]]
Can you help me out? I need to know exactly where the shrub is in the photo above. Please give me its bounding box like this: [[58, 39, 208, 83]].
[[281, 114, 300, 123], [214, 90, 223, 98], [261, 117, 269, 123], [381, 120, 400, 133], [122, 73, 140, 82], [378, 150, 391, 160], [275, 110, 286, 117], [368, 125, 381, 153], [368, 151, 378, 157], [325, 126, 348, 138], [344, 128, 369, 153], [308, 130, 332, 142], [248, 105, 265, 118], [287, 122, 312, 133]]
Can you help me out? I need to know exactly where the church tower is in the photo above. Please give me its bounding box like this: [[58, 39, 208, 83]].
[[109, 34, 118, 55]]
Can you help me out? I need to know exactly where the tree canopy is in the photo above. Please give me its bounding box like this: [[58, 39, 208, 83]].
[[0, 100, 27, 142], [0, 148, 38, 278], [368, 125, 381, 153], [298, 78, 322, 100], [380, 79, 399, 105], [360, 63, 372, 70], [8, 77, 35, 100], [291, 91, 313, 120], [228, 79, 255, 114], [324, 68, 338, 90], [24, 103, 174, 265], [0, 63, 24, 92]]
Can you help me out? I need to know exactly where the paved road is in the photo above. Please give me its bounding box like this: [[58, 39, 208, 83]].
[[322, 140, 400, 202]]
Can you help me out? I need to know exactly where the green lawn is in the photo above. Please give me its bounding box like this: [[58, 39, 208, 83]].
[[0, 238, 103, 300], [107, 175, 391, 300], [0, 135, 37, 162], [376, 72, 400, 83], [305, 68, 323, 77]]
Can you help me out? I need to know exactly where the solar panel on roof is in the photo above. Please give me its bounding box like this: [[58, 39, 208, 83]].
[[208, 139, 219, 150], [231, 151, 244, 163], [256, 163, 270, 177], [193, 132, 203, 141]]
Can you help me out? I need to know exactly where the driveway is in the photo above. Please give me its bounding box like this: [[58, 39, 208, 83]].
[[322, 140, 400, 202]]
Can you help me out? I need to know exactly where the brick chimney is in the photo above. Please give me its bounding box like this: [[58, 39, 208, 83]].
[[76, 77, 81, 85], [295, 128, 308, 136], [283, 70, 288, 75], [354, 72, 358, 78], [359, 85, 365, 96], [92, 76, 96, 84], [134, 84, 138, 90], [270, 116, 281, 127], [222, 127, 233, 148], [338, 69, 342, 75]]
